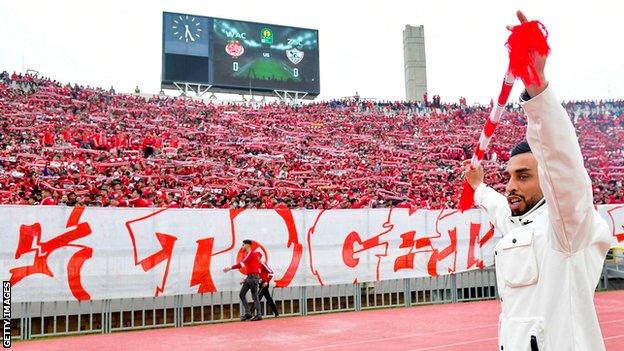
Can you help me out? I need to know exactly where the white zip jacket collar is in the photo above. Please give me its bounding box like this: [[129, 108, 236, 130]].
[[509, 197, 547, 227]]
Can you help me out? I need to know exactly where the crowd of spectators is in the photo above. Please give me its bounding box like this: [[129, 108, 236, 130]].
[[1, 71, 622, 209]]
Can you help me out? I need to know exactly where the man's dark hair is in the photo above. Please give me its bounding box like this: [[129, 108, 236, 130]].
[[243, 239, 253, 245], [510, 140, 532, 157]]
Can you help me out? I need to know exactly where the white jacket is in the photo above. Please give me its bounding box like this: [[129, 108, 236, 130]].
[[474, 85, 611, 351]]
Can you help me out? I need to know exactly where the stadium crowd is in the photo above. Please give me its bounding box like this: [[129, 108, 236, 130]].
[[0, 71, 622, 209]]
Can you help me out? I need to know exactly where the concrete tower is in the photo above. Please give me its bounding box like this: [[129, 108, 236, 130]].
[[403, 25, 427, 102]]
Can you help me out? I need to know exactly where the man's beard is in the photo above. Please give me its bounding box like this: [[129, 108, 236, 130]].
[[511, 194, 542, 217]]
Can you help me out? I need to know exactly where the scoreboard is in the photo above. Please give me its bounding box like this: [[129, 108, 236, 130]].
[[162, 12, 320, 97]]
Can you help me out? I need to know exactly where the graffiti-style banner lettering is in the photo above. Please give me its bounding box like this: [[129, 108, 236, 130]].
[[1, 205, 621, 302]]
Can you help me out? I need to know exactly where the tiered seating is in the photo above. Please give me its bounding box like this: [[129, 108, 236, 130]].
[[1, 71, 622, 208]]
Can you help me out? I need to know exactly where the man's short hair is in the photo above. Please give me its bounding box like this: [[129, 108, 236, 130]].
[[510, 140, 532, 158], [242, 239, 253, 245]]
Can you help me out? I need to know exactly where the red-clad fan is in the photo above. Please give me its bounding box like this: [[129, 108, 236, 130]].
[[93, 131, 106, 150], [166, 193, 180, 208], [41, 130, 55, 146], [128, 189, 149, 208], [223, 240, 263, 321], [40, 189, 57, 206], [252, 260, 279, 318]]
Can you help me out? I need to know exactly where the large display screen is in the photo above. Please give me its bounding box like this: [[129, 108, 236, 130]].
[[161, 12, 320, 96], [211, 19, 319, 94]]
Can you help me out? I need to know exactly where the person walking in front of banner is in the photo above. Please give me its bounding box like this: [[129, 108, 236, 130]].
[[223, 240, 263, 321], [250, 260, 279, 318]]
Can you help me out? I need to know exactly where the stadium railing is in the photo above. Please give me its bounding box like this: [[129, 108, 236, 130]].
[[10, 265, 618, 341]]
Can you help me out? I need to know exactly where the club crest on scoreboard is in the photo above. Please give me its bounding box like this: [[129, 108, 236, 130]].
[[225, 40, 245, 58], [286, 48, 304, 65]]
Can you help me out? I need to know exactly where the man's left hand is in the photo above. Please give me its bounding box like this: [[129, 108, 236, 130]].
[[506, 10, 549, 97]]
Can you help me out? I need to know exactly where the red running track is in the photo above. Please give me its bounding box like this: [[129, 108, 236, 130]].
[[12, 290, 624, 351]]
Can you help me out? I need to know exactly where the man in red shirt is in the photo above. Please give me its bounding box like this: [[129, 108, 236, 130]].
[[223, 240, 263, 321], [40, 190, 57, 206], [128, 189, 149, 208], [166, 193, 180, 208]]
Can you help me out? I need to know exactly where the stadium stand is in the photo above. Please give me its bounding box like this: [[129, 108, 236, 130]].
[[1, 71, 622, 209]]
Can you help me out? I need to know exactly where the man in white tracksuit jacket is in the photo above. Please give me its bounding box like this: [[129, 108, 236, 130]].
[[463, 11, 612, 351]]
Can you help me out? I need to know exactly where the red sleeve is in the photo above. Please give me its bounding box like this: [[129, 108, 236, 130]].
[[231, 251, 252, 270]]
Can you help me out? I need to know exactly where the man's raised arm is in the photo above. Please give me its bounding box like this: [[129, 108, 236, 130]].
[[521, 85, 596, 253], [505, 10, 604, 254]]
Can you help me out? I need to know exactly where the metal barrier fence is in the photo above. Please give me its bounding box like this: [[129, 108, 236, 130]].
[[602, 252, 624, 289], [9, 266, 617, 341]]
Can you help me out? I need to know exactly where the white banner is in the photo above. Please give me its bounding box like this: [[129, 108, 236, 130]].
[[0, 205, 622, 302]]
